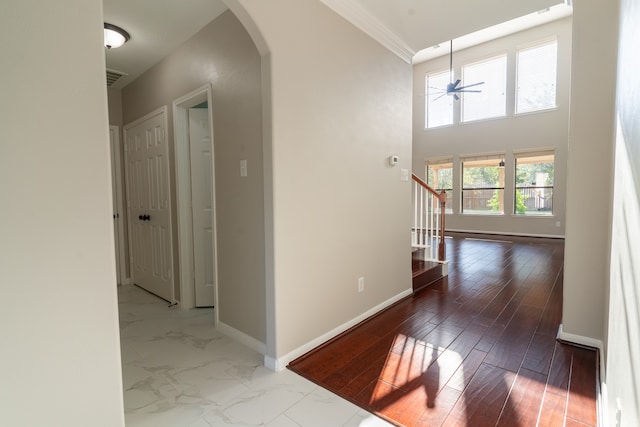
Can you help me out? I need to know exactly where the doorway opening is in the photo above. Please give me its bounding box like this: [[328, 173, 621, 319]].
[[173, 84, 219, 312]]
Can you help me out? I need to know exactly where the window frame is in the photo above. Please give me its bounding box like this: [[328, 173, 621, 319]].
[[515, 38, 559, 115], [513, 150, 555, 216], [461, 53, 508, 123], [460, 155, 505, 215], [425, 158, 454, 213], [425, 69, 454, 129]]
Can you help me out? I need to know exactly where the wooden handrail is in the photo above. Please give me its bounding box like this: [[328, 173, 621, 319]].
[[411, 173, 447, 261], [412, 173, 441, 198]]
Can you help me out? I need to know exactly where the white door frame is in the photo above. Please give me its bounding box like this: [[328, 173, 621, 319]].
[[109, 125, 128, 285], [173, 83, 219, 315]]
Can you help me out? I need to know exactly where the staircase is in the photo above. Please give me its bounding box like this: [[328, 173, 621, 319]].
[[411, 174, 448, 292]]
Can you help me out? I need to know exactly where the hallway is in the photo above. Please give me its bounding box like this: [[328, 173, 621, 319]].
[[118, 284, 393, 426]]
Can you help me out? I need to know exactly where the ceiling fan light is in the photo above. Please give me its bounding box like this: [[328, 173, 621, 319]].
[[104, 23, 130, 49]]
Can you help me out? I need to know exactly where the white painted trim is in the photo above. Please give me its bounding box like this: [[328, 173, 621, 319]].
[[556, 324, 604, 351], [319, 0, 414, 63], [216, 321, 266, 355], [109, 125, 128, 285], [172, 84, 219, 318], [557, 324, 606, 427], [447, 228, 565, 239], [265, 288, 414, 371]]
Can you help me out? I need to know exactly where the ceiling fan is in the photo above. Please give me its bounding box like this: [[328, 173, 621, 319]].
[[431, 40, 484, 101]]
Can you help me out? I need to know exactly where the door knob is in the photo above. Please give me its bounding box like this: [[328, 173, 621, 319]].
[[138, 215, 144, 220], [143, 214, 151, 221]]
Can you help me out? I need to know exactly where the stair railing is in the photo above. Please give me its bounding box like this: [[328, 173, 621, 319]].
[[412, 174, 446, 262]]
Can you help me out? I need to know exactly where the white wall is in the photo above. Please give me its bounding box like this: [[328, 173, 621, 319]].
[[604, 0, 640, 424], [229, 0, 413, 365], [0, 1, 124, 426], [413, 18, 572, 237], [561, 0, 618, 347]]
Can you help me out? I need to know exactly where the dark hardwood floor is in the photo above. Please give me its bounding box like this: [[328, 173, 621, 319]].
[[289, 233, 598, 427]]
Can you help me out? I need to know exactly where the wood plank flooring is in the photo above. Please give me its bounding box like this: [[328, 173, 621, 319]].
[[288, 233, 598, 427]]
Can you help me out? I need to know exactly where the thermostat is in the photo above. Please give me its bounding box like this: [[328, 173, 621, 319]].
[[389, 155, 399, 166]]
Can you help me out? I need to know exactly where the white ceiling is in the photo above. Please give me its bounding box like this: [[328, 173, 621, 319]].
[[103, 0, 228, 88], [103, 0, 569, 88]]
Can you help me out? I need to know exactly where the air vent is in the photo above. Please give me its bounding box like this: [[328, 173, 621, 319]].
[[106, 68, 127, 88]]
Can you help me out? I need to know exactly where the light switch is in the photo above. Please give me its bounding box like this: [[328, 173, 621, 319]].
[[400, 169, 409, 182], [240, 160, 247, 177]]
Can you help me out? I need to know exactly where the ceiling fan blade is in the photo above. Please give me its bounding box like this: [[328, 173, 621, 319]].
[[453, 79, 461, 88], [455, 81, 484, 91], [454, 94, 459, 101], [432, 93, 447, 101], [457, 90, 482, 93]]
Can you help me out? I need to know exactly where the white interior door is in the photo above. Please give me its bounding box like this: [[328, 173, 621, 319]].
[[189, 107, 215, 307], [108, 126, 126, 285], [124, 109, 174, 301]]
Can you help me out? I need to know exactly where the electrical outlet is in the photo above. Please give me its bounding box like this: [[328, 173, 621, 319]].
[[555, 221, 561, 228], [358, 277, 365, 293]]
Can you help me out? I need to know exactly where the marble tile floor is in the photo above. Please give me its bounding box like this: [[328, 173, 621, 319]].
[[119, 284, 393, 427]]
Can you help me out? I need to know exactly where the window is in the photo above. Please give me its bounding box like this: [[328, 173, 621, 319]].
[[516, 40, 558, 114], [514, 151, 554, 215], [426, 70, 454, 128], [426, 159, 453, 213], [462, 54, 507, 122], [462, 156, 505, 214]]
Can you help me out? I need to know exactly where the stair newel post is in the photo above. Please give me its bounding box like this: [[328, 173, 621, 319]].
[[438, 190, 446, 261]]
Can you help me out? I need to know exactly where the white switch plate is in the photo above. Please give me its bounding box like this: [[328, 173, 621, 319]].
[[240, 159, 247, 177], [400, 169, 409, 182], [358, 277, 365, 293]]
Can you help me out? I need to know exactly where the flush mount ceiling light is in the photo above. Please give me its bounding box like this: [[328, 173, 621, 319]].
[[104, 23, 130, 49]]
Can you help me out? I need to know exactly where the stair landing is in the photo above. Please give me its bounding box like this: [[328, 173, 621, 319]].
[[412, 248, 443, 291]]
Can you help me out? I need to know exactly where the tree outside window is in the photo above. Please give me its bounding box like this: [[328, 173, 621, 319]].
[[426, 159, 453, 213], [462, 157, 505, 214]]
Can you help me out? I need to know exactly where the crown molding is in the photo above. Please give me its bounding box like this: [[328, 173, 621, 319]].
[[320, 0, 415, 63]]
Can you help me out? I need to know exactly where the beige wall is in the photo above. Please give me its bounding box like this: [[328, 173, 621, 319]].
[[0, 1, 124, 425], [413, 18, 572, 237], [605, 0, 639, 424], [562, 0, 618, 345], [230, 0, 413, 363], [121, 11, 266, 341], [108, 88, 123, 126]]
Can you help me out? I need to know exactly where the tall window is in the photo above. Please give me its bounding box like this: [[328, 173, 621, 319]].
[[462, 54, 507, 123], [461, 156, 505, 214], [516, 39, 558, 114], [426, 70, 454, 128], [514, 151, 555, 215], [426, 159, 453, 213]]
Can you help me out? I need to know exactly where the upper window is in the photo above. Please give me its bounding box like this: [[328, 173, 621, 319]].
[[426, 159, 453, 213], [461, 156, 505, 215], [516, 40, 558, 114], [462, 54, 507, 123], [426, 70, 454, 128], [514, 151, 555, 215]]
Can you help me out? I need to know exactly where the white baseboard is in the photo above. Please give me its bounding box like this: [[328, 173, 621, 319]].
[[556, 324, 604, 352], [447, 228, 565, 239], [216, 321, 267, 356], [557, 323, 607, 427], [265, 288, 414, 372]]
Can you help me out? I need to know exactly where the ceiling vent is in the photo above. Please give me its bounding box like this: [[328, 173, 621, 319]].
[[106, 68, 127, 88]]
